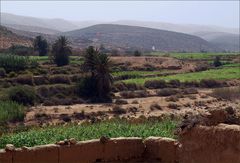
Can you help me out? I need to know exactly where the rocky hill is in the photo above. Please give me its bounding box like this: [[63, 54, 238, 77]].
[[63, 24, 221, 52], [0, 26, 32, 49]]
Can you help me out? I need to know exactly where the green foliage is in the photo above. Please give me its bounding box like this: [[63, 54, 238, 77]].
[[81, 46, 113, 101], [134, 50, 141, 56], [52, 36, 72, 66], [213, 56, 222, 67], [0, 54, 38, 72], [0, 101, 25, 124], [7, 86, 36, 106], [8, 45, 34, 56], [76, 76, 97, 98], [0, 68, 6, 77], [33, 36, 48, 56], [150, 52, 239, 60], [0, 119, 177, 148], [123, 67, 240, 85]]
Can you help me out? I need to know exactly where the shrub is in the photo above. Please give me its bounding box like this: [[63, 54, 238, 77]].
[[144, 80, 166, 89], [8, 45, 34, 56], [168, 79, 181, 88], [200, 79, 221, 88], [156, 88, 179, 96], [0, 68, 6, 77], [166, 96, 179, 102], [111, 105, 126, 115], [182, 88, 198, 94], [33, 76, 49, 85], [8, 86, 36, 106], [0, 101, 25, 123], [150, 103, 162, 111], [211, 87, 240, 101], [168, 103, 179, 110], [213, 56, 222, 67], [76, 76, 97, 98], [0, 54, 38, 72], [13, 74, 34, 85], [115, 99, 128, 105], [8, 72, 17, 78], [134, 50, 141, 56], [49, 75, 71, 84], [120, 90, 148, 98]]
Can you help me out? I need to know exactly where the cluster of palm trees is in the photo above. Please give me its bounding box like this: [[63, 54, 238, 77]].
[[81, 46, 113, 101], [34, 35, 113, 101]]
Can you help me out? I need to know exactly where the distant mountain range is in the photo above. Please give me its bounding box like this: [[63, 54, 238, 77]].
[[63, 24, 221, 52], [1, 12, 239, 52]]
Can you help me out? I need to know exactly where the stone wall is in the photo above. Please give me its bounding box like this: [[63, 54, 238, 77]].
[[0, 124, 239, 163]]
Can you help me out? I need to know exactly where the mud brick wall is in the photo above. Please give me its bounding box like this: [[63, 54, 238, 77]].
[[0, 124, 239, 163]]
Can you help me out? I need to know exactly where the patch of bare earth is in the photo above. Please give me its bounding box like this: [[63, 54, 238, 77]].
[[23, 87, 239, 126]]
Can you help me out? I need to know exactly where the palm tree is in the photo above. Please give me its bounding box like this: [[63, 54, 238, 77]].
[[82, 46, 99, 76], [51, 36, 72, 66], [33, 36, 48, 56], [94, 53, 113, 100]]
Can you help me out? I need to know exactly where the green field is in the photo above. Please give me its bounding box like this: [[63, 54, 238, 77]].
[[150, 52, 239, 60], [29, 56, 83, 64], [0, 119, 177, 148], [123, 67, 240, 85]]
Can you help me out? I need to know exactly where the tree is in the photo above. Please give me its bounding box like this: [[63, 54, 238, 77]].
[[33, 36, 48, 56], [82, 46, 98, 76], [213, 56, 222, 67], [51, 36, 71, 66], [134, 50, 141, 56], [80, 46, 113, 101], [94, 53, 113, 100]]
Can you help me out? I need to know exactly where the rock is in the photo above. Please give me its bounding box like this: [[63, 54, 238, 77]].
[[69, 138, 77, 145], [5, 144, 15, 151]]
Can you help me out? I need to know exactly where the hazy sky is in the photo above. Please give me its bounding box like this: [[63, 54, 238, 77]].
[[1, 1, 239, 28]]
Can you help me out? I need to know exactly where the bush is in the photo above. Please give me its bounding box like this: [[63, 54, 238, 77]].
[[8, 86, 36, 106], [120, 90, 148, 98], [213, 56, 222, 67], [76, 76, 97, 98], [134, 50, 141, 56], [211, 88, 240, 101], [49, 75, 71, 84], [200, 79, 221, 88], [114, 82, 144, 92], [111, 105, 126, 115], [8, 45, 34, 56], [144, 80, 166, 89], [0, 68, 6, 77], [150, 103, 162, 111], [156, 88, 179, 96], [168, 103, 179, 110], [0, 54, 38, 72], [13, 74, 34, 85], [115, 99, 128, 105], [168, 79, 181, 88], [0, 101, 25, 123], [8, 72, 17, 78], [182, 88, 198, 94]]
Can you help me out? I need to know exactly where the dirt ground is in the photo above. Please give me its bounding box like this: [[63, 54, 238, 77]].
[[111, 56, 196, 72], [23, 87, 240, 126]]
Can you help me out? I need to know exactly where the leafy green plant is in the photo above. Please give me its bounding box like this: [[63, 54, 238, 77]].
[[0, 101, 25, 124], [0, 119, 177, 148], [8, 86, 36, 106], [0, 54, 38, 72]]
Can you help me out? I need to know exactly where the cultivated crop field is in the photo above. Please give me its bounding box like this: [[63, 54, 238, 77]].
[[0, 51, 239, 149]]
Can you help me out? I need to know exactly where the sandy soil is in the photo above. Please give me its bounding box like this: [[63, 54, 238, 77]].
[[23, 88, 239, 126]]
